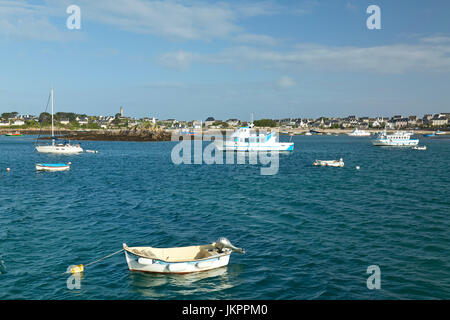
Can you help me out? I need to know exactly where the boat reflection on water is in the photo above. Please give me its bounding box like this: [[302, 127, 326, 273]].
[[128, 267, 229, 298], [128, 264, 243, 298]]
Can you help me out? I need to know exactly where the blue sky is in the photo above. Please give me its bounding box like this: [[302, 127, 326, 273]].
[[0, 0, 450, 121]]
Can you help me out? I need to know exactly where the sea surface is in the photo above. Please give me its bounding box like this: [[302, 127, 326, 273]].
[[0, 134, 449, 300]]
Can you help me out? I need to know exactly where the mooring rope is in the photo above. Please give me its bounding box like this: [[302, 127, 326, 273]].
[[66, 248, 124, 274], [83, 249, 124, 267]]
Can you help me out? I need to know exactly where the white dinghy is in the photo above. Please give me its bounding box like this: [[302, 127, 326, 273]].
[[123, 238, 244, 274], [36, 163, 70, 171], [313, 158, 344, 167], [412, 146, 427, 150]]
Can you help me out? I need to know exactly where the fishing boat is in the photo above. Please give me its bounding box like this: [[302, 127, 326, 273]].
[[347, 128, 370, 137], [36, 163, 70, 171], [313, 158, 344, 167], [123, 238, 244, 274], [423, 132, 435, 137], [412, 146, 427, 150], [5, 131, 23, 136], [35, 88, 83, 154], [371, 129, 419, 146]]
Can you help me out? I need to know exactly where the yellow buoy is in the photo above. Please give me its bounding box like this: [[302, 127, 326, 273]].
[[70, 264, 84, 274]]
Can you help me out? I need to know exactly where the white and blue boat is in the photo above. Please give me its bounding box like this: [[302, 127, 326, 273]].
[[372, 129, 419, 146], [423, 132, 435, 137], [35, 88, 83, 155], [123, 238, 244, 274], [36, 163, 70, 171], [215, 125, 294, 152]]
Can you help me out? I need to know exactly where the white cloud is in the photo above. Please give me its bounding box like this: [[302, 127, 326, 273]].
[[162, 40, 450, 74], [159, 50, 195, 71], [276, 76, 296, 88], [232, 33, 278, 46], [420, 35, 450, 44], [0, 1, 63, 41], [76, 0, 240, 41]]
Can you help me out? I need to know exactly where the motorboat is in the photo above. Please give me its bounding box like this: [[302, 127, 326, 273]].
[[412, 146, 427, 150], [215, 124, 294, 152], [123, 238, 244, 274], [5, 131, 23, 136], [313, 158, 344, 167], [423, 132, 435, 137], [347, 128, 370, 136], [36, 163, 70, 171]]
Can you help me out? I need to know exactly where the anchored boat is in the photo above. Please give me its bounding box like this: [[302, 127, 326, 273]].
[[313, 158, 344, 167], [36, 163, 70, 171], [215, 125, 294, 152], [123, 238, 244, 274], [5, 131, 23, 136], [412, 146, 427, 150], [35, 88, 83, 155], [347, 128, 370, 137]]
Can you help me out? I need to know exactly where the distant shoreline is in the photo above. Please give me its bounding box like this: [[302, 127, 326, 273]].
[[1, 127, 446, 142]]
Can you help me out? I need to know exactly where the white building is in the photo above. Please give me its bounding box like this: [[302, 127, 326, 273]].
[[12, 120, 25, 126]]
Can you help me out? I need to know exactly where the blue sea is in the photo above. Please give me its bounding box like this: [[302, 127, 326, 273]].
[[0, 135, 449, 299]]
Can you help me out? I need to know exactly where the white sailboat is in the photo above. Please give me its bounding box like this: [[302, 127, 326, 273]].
[[35, 88, 83, 154]]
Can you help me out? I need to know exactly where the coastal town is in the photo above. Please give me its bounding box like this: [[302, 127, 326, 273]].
[[1, 107, 449, 132]]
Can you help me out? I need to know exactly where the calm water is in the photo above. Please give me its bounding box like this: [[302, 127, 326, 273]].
[[0, 135, 449, 299]]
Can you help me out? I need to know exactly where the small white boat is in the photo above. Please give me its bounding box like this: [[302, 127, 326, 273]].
[[85, 150, 98, 153], [36, 163, 70, 171], [35, 88, 83, 154], [347, 128, 370, 137], [313, 158, 344, 167], [435, 130, 447, 135], [123, 238, 244, 274], [412, 146, 427, 150], [215, 124, 294, 152]]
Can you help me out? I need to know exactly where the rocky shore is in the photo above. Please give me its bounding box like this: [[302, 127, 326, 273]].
[[1, 128, 172, 142], [65, 129, 173, 141]]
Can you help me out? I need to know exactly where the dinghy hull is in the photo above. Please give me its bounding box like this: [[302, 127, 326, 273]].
[[123, 243, 232, 274], [36, 163, 70, 171]]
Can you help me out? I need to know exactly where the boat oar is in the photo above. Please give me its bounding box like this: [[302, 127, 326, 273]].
[[67, 249, 124, 274]]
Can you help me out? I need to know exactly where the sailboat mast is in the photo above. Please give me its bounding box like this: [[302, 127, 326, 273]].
[[51, 88, 54, 145]]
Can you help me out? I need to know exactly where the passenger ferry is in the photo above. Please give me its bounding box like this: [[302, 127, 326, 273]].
[[215, 124, 294, 152], [371, 129, 419, 146]]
